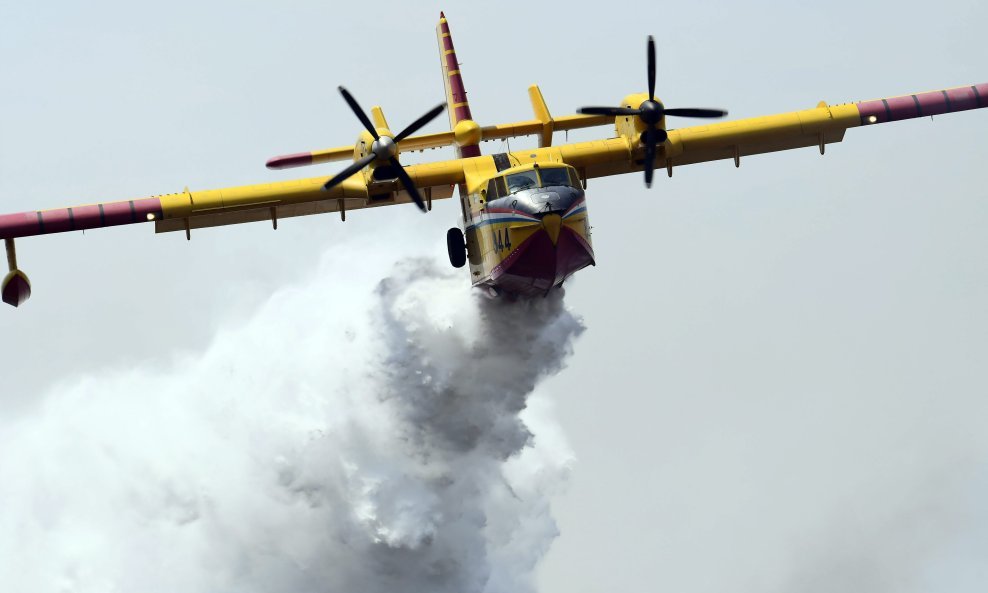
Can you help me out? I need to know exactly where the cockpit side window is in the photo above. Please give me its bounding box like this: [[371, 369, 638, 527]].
[[568, 167, 583, 188], [486, 176, 508, 199], [538, 167, 571, 188], [506, 172, 538, 192]]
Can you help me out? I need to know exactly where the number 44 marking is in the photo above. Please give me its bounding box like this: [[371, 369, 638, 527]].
[[493, 228, 512, 253]]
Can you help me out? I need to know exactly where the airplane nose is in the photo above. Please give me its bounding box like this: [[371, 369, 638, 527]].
[[541, 213, 562, 246]]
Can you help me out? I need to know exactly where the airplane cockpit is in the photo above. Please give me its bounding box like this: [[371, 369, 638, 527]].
[[481, 164, 584, 216]]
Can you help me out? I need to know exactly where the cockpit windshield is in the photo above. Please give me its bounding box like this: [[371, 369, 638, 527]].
[[537, 167, 571, 187], [502, 167, 579, 193], [479, 165, 584, 216], [505, 172, 538, 192]]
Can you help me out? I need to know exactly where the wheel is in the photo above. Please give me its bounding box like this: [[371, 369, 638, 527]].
[[446, 227, 466, 268]]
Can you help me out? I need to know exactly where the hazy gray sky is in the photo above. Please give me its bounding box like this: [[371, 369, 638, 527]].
[[1, 1, 986, 592]]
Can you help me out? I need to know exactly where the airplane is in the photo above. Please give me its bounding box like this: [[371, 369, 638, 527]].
[[1, 12, 985, 306]]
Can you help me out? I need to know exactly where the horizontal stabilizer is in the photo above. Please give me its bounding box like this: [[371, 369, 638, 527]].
[[265, 111, 612, 169]]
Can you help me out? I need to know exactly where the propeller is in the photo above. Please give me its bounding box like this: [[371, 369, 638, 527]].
[[578, 36, 728, 187], [323, 86, 445, 212]]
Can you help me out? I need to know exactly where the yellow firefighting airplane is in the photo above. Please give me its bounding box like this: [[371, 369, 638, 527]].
[[1, 13, 986, 306]]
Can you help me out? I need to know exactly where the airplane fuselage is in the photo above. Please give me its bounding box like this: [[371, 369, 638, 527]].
[[459, 162, 594, 297]]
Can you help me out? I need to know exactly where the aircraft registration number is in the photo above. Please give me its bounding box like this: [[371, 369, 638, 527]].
[[492, 228, 512, 254]]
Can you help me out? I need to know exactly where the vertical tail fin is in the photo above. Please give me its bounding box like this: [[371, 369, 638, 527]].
[[436, 12, 481, 158]]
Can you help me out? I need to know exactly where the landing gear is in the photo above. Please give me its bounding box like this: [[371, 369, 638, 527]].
[[446, 227, 466, 268]]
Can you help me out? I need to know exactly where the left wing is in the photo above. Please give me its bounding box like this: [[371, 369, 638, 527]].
[[546, 83, 988, 181]]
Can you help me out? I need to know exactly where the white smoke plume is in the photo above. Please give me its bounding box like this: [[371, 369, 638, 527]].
[[0, 247, 582, 593]]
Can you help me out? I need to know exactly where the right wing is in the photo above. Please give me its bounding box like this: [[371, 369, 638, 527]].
[[0, 148, 467, 306], [0, 159, 466, 242]]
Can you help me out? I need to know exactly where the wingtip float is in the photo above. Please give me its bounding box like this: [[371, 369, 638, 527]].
[[2, 239, 30, 307], [1, 12, 986, 307]]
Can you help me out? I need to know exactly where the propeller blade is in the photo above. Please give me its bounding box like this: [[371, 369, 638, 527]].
[[390, 157, 427, 212], [578, 106, 641, 116], [394, 103, 447, 143], [338, 86, 380, 140], [663, 107, 728, 118], [322, 153, 376, 191], [642, 129, 657, 188], [647, 36, 656, 101]]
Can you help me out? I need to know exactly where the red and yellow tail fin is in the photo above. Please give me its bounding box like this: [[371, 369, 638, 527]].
[[437, 12, 481, 158]]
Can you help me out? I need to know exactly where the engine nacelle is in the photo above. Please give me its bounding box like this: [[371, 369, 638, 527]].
[[352, 128, 403, 183], [615, 93, 660, 140], [613, 92, 685, 161]]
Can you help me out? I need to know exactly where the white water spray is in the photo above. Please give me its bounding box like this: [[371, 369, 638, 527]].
[[0, 248, 582, 593]]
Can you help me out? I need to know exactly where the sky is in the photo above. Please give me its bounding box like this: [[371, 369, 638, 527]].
[[1, 1, 987, 592]]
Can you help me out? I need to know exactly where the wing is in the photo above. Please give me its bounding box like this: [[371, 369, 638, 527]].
[[0, 154, 468, 306], [154, 158, 466, 234], [4, 83, 984, 241], [0, 159, 466, 243], [544, 83, 988, 181], [2, 82, 983, 307], [5, 83, 982, 241]]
